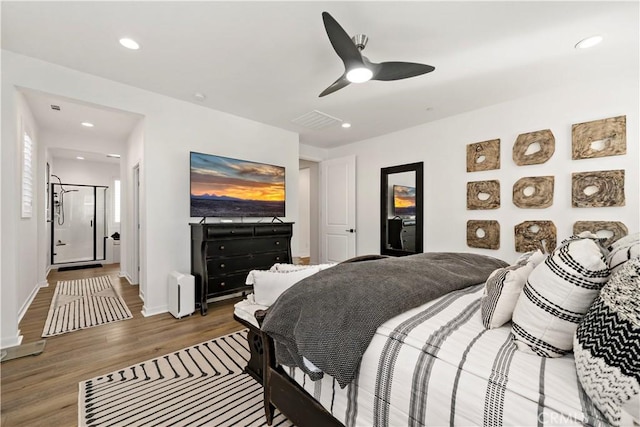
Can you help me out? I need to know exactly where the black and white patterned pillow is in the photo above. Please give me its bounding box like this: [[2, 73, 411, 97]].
[[607, 232, 639, 274], [511, 233, 610, 357], [481, 250, 545, 329], [574, 257, 640, 426]]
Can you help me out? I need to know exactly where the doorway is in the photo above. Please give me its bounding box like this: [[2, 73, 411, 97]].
[[51, 183, 108, 265]]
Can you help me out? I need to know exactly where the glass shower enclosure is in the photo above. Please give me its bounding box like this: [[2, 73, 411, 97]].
[[51, 183, 108, 265]]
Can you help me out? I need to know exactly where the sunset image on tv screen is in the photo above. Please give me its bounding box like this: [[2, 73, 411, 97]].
[[190, 152, 285, 217], [393, 185, 416, 216]]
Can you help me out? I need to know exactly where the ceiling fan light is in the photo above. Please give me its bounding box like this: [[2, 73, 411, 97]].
[[575, 35, 603, 49], [346, 67, 373, 83]]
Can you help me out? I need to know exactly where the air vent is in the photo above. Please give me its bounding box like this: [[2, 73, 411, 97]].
[[51, 105, 61, 111], [291, 110, 342, 130]]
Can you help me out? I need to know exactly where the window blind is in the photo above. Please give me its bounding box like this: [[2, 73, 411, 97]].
[[21, 132, 33, 218]]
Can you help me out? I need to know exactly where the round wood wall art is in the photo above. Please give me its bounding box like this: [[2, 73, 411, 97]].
[[467, 180, 500, 210], [467, 220, 500, 249], [467, 139, 500, 172], [571, 170, 625, 208], [512, 176, 554, 208], [572, 115, 626, 160], [573, 221, 628, 247], [514, 220, 557, 253], [512, 129, 555, 166]]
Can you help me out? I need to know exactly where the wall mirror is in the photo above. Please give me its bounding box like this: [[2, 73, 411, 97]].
[[380, 162, 423, 256]]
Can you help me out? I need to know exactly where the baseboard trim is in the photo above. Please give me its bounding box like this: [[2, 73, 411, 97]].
[[120, 272, 137, 285], [18, 282, 43, 324], [141, 305, 168, 317], [1, 332, 23, 350]]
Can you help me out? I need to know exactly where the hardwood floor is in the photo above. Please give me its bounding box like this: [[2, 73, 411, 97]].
[[0, 264, 244, 426]]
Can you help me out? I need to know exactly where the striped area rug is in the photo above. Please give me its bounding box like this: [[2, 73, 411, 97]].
[[42, 276, 133, 337], [78, 330, 293, 427]]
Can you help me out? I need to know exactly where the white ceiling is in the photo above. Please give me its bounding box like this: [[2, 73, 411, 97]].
[[2, 1, 638, 150]]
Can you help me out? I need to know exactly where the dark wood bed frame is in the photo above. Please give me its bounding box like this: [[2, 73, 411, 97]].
[[261, 329, 344, 427], [234, 312, 342, 426]]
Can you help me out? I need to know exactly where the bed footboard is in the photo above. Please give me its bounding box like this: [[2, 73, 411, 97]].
[[262, 330, 344, 427]]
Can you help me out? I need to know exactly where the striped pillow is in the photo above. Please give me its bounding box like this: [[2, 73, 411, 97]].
[[511, 233, 610, 357], [574, 257, 640, 426], [607, 232, 639, 274], [481, 250, 545, 329]]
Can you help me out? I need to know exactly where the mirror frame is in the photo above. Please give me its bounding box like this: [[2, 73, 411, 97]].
[[380, 162, 424, 256]]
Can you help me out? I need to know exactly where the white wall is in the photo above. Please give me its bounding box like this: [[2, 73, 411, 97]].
[[1, 51, 299, 344], [327, 75, 639, 264], [0, 89, 42, 347], [51, 157, 119, 188], [121, 119, 145, 289]]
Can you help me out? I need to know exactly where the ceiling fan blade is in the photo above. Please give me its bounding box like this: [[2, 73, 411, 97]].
[[322, 12, 363, 69], [319, 74, 351, 97], [371, 61, 435, 81]]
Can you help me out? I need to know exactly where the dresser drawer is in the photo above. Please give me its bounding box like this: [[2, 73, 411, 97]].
[[205, 226, 253, 239], [206, 237, 288, 257], [206, 272, 248, 295], [254, 224, 292, 236], [207, 251, 289, 275]]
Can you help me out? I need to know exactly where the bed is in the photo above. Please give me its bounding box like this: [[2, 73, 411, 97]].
[[237, 233, 639, 427]]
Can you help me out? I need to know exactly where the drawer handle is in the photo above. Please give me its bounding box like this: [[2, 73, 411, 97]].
[[220, 282, 226, 287], [275, 256, 281, 261], [220, 263, 225, 268], [219, 245, 225, 250], [275, 241, 280, 246], [231, 230, 235, 234]]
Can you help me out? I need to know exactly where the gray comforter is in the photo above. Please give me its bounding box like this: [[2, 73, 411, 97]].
[[261, 252, 508, 388]]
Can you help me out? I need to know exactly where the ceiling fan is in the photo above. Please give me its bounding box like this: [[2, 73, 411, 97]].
[[319, 11, 435, 97]]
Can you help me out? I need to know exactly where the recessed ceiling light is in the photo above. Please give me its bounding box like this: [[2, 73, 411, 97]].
[[341, 122, 351, 128], [81, 122, 94, 127], [194, 92, 206, 101], [76, 156, 85, 160], [575, 35, 603, 49], [106, 154, 121, 158], [119, 38, 140, 50]]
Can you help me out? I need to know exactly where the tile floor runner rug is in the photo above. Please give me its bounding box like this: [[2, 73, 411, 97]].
[[78, 330, 293, 427], [42, 276, 133, 337]]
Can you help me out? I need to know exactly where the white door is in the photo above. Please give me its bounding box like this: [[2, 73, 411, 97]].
[[320, 155, 356, 263]]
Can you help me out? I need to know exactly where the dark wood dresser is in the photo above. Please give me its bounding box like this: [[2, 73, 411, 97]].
[[190, 222, 293, 315], [388, 218, 416, 252]]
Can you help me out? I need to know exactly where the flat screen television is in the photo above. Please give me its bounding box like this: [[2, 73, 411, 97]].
[[393, 185, 416, 216], [190, 151, 285, 218]]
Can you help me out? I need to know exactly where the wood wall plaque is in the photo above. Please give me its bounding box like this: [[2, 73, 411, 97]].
[[572, 115, 626, 160], [571, 170, 625, 207], [514, 220, 557, 253], [573, 221, 628, 247], [467, 180, 500, 210], [467, 139, 500, 172], [467, 220, 500, 249], [513, 129, 555, 166], [512, 176, 554, 208]]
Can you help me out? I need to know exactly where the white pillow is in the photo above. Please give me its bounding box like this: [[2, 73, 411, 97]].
[[607, 232, 639, 274], [269, 263, 336, 272], [481, 250, 545, 329], [249, 267, 320, 306], [513, 249, 547, 266], [511, 233, 610, 357]]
